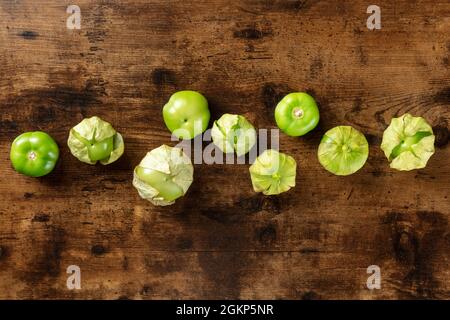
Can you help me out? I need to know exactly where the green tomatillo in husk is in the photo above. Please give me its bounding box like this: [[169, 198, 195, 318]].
[[68, 116, 124, 165], [249, 149, 296, 195], [274, 92, 320, 137], [318, 126, 369, 176], [133, 145, 194, 206], [381, 113, 435, 171], [10, 131, 59, 177], [211, 114, 257, 156]]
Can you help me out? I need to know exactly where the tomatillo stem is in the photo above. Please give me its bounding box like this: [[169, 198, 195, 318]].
[[292, 107, 304, 118], [28, 151, 37, 160]]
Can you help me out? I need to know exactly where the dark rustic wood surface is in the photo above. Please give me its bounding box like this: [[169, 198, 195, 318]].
[[0, 0, 449, 300]]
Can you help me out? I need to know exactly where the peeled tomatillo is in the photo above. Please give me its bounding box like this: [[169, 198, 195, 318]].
[[163, 90, 210, 140], [10, 131, 59, 177], [275, 92, 320, 137]]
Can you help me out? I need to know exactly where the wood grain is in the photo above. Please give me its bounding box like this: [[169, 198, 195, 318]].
[[0, 0, 449, 299]]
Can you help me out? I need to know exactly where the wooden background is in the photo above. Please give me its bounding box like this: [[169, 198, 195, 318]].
[[0, 0, 449, 300]]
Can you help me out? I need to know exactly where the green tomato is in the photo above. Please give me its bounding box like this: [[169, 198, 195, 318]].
[[163, 90, 210, 140], [10, 131, 59, 177], [274, 92, 320, 137], [318, 126, 369, 176]]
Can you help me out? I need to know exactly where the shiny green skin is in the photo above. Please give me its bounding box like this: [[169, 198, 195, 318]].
[[163, 91, 210, 140], [275, 92, 320, 137], [135, 166, 184, 202], [72, 130, 114, 161], [390, 131, 432, 160], [10, 131, 59, 177]]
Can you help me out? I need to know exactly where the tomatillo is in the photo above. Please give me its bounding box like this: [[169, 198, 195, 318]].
[[381, 113, 435, 171], [318, 126, 369, 176], [274, 92, 320, 137], [163, 90, 210, 140], [10, 131, 59, 177], [249, 149, 296, 195], [67, 116, 124, 165], [133, 145, 194, 206], [211, 114, 257, 156]]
